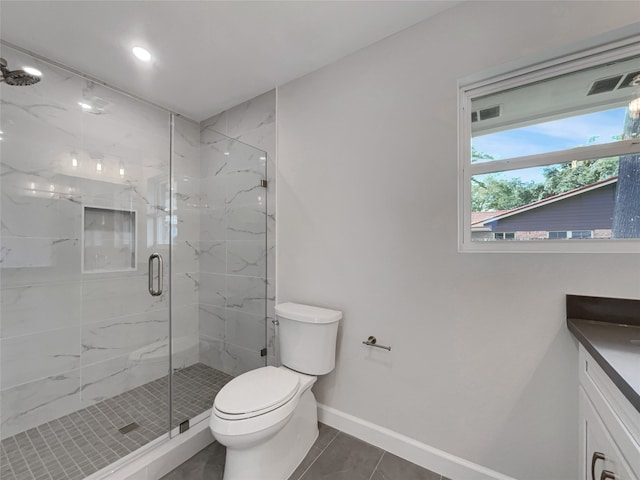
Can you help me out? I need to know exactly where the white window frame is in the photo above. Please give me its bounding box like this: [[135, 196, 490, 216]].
[[458, 36, 640, 253]]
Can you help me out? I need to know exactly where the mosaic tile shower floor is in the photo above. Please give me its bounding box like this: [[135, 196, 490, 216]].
[[0, 363, 233, 480]]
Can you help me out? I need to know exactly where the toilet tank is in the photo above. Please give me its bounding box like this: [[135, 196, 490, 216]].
[[275, 302, 342, 375]]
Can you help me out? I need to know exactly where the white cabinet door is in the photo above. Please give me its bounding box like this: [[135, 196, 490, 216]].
[[580, 388, 638, 480]]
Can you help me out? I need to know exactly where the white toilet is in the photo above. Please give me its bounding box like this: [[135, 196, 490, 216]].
[[209, 302, 342, 480]]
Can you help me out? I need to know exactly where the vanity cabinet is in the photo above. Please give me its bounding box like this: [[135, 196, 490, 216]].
[[581, 388, 637, 480], [578, 345, 640, 480]]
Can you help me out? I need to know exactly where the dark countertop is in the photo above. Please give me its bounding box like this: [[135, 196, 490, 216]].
[[566, 294, 640, 414], [568, 318, 640, 413]]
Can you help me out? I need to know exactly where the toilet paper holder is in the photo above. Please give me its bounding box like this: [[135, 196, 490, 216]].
[[362, 336, 391, 351]]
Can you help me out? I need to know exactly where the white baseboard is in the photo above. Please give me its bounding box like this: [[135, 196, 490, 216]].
[[317, 403, 517, 480], [86, 412, 214, 480]]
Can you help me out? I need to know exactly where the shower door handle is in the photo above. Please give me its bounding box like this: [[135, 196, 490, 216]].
[[148, 253, 163, 296]]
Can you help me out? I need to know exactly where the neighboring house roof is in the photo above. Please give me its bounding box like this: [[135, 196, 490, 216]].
[[471, 210, 509, 225], [471, 176, 618, 230]]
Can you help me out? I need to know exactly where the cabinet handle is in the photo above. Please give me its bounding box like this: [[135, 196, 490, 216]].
[[591, 452, 605, 480], [600, 471, 615, 480]]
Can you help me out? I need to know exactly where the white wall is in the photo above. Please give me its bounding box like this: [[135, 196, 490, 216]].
[[276, 2, 640, 479]]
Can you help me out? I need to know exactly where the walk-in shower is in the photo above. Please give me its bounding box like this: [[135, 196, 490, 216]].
[[0, 42, 269, 480]]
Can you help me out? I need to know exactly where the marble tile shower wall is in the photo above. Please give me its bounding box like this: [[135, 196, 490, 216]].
[[171, 116, 201, 372], [0, 46, 196, 439], [198, 90, 276, 375]]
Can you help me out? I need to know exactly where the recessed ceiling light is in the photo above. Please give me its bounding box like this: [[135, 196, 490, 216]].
[[224, 152, 230, 156], [132, 46, 151, 62], [23, 66, 42, 77], [78, 102, 92, 110]]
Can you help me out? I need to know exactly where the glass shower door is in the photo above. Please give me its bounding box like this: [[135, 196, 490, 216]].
[[169, 125, 269, 431], [0, 43, 172, 480]]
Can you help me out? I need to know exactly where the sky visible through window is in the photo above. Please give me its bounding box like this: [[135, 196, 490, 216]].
[[472, 107, 627, 182]]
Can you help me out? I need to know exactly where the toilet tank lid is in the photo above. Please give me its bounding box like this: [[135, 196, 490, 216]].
[[275, 302, 342, 324]]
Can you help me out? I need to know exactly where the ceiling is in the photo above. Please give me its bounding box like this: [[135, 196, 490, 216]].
[[0, 1, 460, 121]]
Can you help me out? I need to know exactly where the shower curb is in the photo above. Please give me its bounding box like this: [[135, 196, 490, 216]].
[[85, 413, 213, 480]]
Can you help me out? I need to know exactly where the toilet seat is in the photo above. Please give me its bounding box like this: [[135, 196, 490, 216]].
[[210, 367, 315, 441], [214, 366, 300, 420]]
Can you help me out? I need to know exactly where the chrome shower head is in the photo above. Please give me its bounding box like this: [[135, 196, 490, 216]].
[[0, 57, 41, 86]]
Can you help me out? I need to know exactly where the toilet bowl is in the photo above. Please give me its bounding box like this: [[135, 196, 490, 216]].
[[209, 366, 318, 480], [209, 302, 342, 480]]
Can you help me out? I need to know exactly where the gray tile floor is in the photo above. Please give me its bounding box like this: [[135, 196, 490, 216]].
[[161, 423, 452, 480], [0, 363, 233, 480]]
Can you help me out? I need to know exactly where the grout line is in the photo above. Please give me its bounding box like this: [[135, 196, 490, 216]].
[[46, 418, 88, 477], [64, 414, 104, 470], [0, 366, 82, 389], [0, 442, 17, 480], [295, 427, 340, 480], [24, 429, 54, 480], [36, 424, 68, 475], [68, 411, 113, 466], [2, 363, 229, 480], [325, 427, 340, 445], [84, 404, 130, 453], [367, 451, 385, 480], [13, 434, 38, 480]]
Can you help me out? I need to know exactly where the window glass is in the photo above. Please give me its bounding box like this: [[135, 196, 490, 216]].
[[571, 230, 593, 239], [471, 157, 619, 212], [463, 45, 640, 248], [470, 158, 619, 242], [549, 231, 568, 239], [472, 108, 627, 163]]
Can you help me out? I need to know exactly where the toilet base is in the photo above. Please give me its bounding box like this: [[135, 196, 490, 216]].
[[222, 389, 319, 480]]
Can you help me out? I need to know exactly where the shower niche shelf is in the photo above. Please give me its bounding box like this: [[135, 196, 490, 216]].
[[83, 206, 136, 273]]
